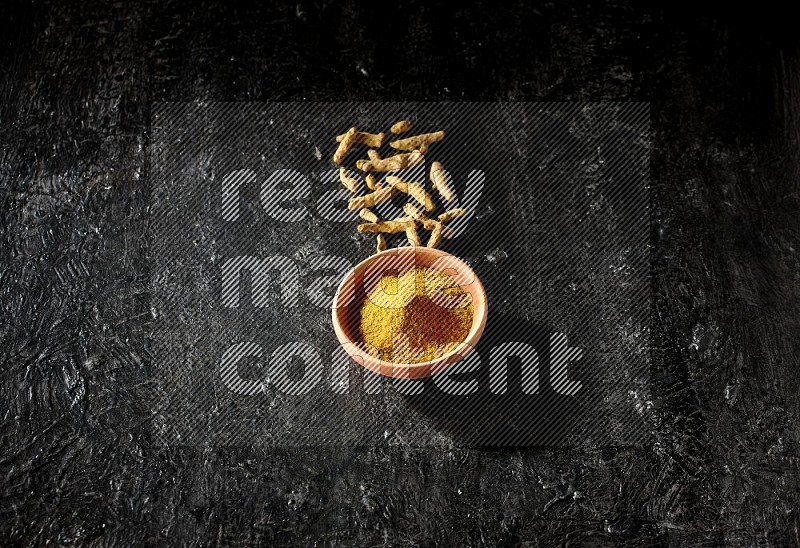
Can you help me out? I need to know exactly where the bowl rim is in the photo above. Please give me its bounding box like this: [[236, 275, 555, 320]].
[[331, 246, 488, 378]]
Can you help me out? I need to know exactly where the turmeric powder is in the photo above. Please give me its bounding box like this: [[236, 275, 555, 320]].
[[359, 267, 473, 363]]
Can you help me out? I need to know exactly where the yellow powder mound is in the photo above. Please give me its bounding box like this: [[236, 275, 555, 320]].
[[359, 267, 473, 363]]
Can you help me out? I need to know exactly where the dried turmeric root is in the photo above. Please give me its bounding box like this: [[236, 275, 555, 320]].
[[360, 215, 419, 246], [357, 220, 415, 234], [338, 167, 360, 192], [347, 186, 396, 210], [359, 208, 379, 223], [390, 120, 413, 134], [405, 223, 422, 246], [403, 203, 452, 232], [356, 151, 424, 173], [364, 173, 380, 190], [438, 208, 467, 223], [333, 127, 359, 165], [403, 203, 453, 247], [427, 223, 444, 249], [376, 234, 388, 252], [336, 129, 384, 148], [386, 176, 435, 212], [389, 131, 445, 153], [402, 203, 436, 230], [430, 161, 456, 202]]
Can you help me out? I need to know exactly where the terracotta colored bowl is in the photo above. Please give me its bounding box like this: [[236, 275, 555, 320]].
[[331, 246, 488, 379]]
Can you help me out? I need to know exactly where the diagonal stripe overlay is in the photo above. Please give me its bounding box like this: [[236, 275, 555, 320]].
[[149, 102, 650, 448]]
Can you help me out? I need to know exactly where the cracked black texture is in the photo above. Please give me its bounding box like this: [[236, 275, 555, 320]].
[[1, 1, 799, 545]]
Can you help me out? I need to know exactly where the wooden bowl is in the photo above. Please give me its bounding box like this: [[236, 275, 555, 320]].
[[331, 246, 488, 379]]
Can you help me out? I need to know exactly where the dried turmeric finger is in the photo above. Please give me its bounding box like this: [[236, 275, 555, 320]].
[[359, 208, 379, 223], [348, 186, 396, 210], [376, 234, 388, 252], [403, 203, 436, 229], [427, 223, 444, 248], [333, 127, 359, 165], [365, 173, 380, 190], [404, 203, 454, 239], [430, 161, 456, 202], [338, 167, 360, 192], [356, 151, 424, 173], [390, 120, 413, 134], [438, 208, 467, 223], [389, 131, 445, 153], [393, 183, 435, 212], [386, 176, 435, 212], [405, 224, 422, 246], [367, 149, 381, 161], [357, 220, 414, 234], [336, 130, 384, 148]]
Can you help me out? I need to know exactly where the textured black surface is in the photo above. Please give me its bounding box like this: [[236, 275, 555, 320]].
[[149, 102, 648, 448], [2, 1, 799, 545]]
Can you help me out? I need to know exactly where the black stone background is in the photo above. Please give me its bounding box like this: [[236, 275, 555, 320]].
[[1, 1, 798, 545], [149, 102, 648, 449]]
